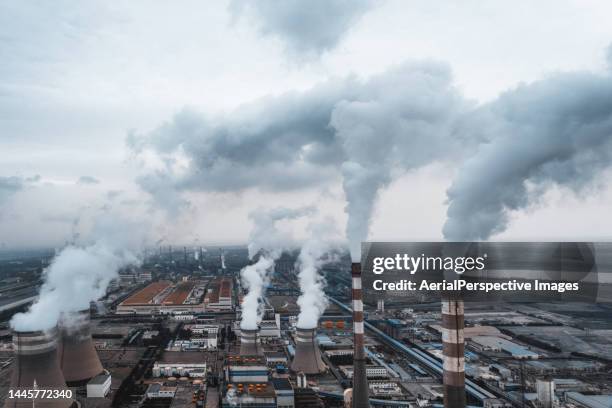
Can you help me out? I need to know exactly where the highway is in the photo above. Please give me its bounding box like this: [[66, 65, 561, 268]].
[[328, 297, 498, 403]]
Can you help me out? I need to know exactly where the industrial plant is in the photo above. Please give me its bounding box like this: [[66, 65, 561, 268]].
[[0, 246, 610, 408]]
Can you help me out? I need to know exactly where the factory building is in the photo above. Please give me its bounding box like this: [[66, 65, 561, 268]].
[[205, 277, 233, 311], [152, 352, 207, 378], [272, 378, 295, 408], [222, 383, 277, 407], [225, 355, 269, 383], [116, 280, 207, 314], [86, 373, 112, 398]]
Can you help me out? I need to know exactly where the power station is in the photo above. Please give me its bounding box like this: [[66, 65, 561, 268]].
[[290, 327, 326, 374], [5, 328, 74, 408], [58, 309, 105, 386], [240, 327, 263, 355]]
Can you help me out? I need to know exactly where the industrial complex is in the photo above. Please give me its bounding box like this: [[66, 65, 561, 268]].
[[0, 247, 611, 408]]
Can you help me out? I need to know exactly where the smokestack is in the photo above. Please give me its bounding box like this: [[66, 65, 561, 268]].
[[239, 328, 263, 355], [351, 263, 368, 408], [58, 309, 104, 386], [290, 327, 326, 374], [5, 328, 73, 408], [442, 296, 466, 408]]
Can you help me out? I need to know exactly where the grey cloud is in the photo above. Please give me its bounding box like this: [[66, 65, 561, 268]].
[[230, 0, 375, 57], [130, 62, 475, 221], [444, 70, 612, 240], [77, 175, 100, 185]]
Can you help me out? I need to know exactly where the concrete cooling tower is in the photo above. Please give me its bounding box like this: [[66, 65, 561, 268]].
[[239, 327, 263, 355], [58, 309, 104, 386], [5, 328, 74, 408], [290, 327, 326, 374]]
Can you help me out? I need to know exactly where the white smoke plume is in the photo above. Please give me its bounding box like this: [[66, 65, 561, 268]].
[[240, 206, 314, 330], [444, 56, 612, 241], [295, 219, 339, 328], [11, 215, 146, 331]]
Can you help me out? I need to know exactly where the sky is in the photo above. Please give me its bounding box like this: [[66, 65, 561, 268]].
[[2, 0, 612, 249]]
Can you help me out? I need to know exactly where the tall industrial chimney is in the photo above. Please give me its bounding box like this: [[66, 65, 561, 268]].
[[58, 309, 104, 386], [290, 327, 326, 374], [5, 328, 73, 408], [351, 263, 369, 408], [442, 296, 466, 408], [239, 328, 263, 355]]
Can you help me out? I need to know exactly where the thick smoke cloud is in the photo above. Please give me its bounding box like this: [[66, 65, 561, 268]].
[[444, 69, 612, 240], [296, 220, 338, 328], [330, 62, 470, 259], [11, 215, 146, 331], [130, 62, 474, 249], [229, 0, 375, 57], [240, 206, 313, 330]]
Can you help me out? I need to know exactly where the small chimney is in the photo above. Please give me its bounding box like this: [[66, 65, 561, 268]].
[[239, 327, 263, 355], [351, 263, 369, 408], [290, 327, 326, 374], [6, 327, 73, 408], [58, 309, 104, 386]]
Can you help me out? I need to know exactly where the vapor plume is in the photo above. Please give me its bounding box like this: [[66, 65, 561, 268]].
[[444, 65, 612, 240], [296, 220, 338, 328], [331, 62, 469, 259], [11, 215, 146, 331], [130, 62, 474, 253], [240, 206, 313, 330]]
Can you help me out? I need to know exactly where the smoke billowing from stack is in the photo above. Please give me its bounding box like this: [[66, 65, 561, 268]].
[[443, 55, 612, 241], [58, 309, 104, 386], [351, 262, 369, 408], [240, 206, 313, 331], [291, 327, 326, 374], [5, 327, 73, 408], [239, 327, 262, 355]]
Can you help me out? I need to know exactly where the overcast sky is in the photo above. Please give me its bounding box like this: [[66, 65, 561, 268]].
[[2, 0, 612, 249]]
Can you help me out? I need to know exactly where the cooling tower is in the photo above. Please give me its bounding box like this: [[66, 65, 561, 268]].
[[239, 327, 263, 355], [5, 328, 73, 408], [58, 309, 104, 386], [290, 327, 326, 374], [351, 263, 369, 408], [442, 297, 466, 408]]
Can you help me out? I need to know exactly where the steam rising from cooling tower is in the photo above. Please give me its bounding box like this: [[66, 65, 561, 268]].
[[296, 220, 337, 329], [240, 206, 314, 330], [11, 215, 144, 332], [444, 61, 612, 241]]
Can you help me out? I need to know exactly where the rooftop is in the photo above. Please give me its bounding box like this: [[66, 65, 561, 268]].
[[121, 281, 172, 305]]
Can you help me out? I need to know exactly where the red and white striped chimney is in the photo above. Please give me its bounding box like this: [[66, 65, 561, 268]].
[[351, 262, 369, 408], [442, 296, 466, 407]]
